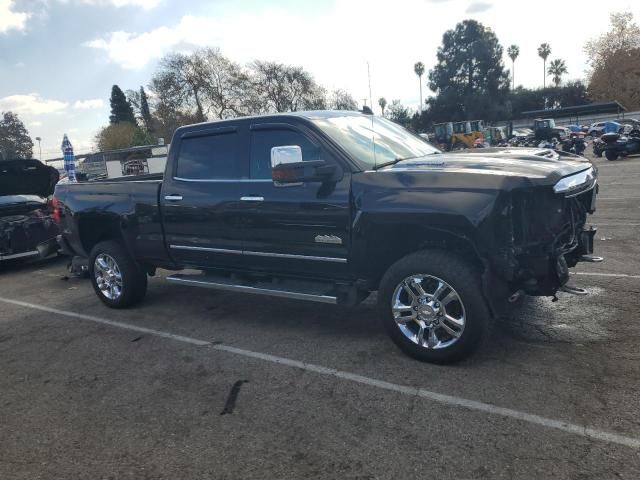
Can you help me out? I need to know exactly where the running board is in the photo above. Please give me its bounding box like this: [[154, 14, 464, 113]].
[[166, 273, 338, 304]]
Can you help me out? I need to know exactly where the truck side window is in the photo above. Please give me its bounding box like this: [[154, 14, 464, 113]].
[[250, 129, 320, 179], [176, 132, 240, 180]]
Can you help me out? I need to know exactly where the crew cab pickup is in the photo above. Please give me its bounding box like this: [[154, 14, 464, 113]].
[[54, 111, 600, 363]]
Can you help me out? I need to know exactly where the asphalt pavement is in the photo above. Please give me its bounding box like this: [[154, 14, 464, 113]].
[[1, 149, 639, 479]]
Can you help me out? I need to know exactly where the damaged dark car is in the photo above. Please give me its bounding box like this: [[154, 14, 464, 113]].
[[0, 159, 60, 263], [54, 112, 599, 364]]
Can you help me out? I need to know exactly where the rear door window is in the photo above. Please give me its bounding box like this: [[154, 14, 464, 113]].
[[176, 131, 241, 180]]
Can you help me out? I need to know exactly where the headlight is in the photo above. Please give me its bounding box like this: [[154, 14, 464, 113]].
[[553, 167, 596, 196]]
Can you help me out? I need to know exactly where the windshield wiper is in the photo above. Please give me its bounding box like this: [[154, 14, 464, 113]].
[[374, 152, 439, 170]]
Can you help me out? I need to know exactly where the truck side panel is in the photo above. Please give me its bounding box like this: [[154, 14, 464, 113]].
[[56, 180, 170, 267]]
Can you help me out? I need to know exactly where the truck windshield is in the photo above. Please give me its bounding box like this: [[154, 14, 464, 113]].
[[312, 115, 440, 170]]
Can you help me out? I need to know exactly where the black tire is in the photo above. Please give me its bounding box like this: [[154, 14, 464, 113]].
[[89, 240, 147, 308], [452, 141, 466, 151], [605, 150, 618, 161], [595, 151, 603, 158], [378, 250, 488, 364]]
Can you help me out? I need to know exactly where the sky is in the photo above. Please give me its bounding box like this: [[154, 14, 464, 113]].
[[1, 0, 638, 159]]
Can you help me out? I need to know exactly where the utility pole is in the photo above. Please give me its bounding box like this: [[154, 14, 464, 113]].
[[367, 62, 373, 114], [35, 137, 42, 160]]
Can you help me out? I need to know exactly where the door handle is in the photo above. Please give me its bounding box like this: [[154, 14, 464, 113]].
[[240, 196, 264, 202], [164, 195, 183, 201]]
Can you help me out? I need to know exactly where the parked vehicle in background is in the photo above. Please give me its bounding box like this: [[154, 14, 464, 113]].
[[54, 111, 600, 364], [533, 119, 568, 142], [566, 125, 586, 138], [588, 122, 607, 137], [433, 120, 486, 150], [0, 159, 60, 263], [601, 129, 640, 161]]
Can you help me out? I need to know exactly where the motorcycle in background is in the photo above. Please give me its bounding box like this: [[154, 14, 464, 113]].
[[592, 137, 606, 158], [562, 137, 587, 156], [601, 129, 640, 161]]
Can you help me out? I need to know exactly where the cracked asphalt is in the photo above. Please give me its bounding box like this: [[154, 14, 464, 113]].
[[1, 150, 640, 479]]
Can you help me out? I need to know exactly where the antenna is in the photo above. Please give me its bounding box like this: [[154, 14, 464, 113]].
[[367, 62, 377, 169]]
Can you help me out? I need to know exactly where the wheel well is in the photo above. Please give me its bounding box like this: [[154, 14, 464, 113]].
[[365, 227, 485, 289], [78, 216, 123, 255]]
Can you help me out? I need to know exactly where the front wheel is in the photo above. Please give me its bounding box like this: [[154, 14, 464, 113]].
[[89, 240, 147, 308], [378, 250, 488, 364]]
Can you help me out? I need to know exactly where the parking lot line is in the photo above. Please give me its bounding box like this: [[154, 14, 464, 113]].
[[1, 295, 639, 450], [572, 272, 640, 279]]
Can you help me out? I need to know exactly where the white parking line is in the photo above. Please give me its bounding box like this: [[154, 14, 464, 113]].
[[593, 223, 640, 227], [1, 296, 639, 450], [598, 197, 640, 201], [573, 272, 640, 280]]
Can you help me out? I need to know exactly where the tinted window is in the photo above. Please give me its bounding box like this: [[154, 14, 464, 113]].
[[176, 132, 240, 179], [250, 128, 320, 179]]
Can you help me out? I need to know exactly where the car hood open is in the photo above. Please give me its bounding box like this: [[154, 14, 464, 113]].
[[0, 160, 60, 197]]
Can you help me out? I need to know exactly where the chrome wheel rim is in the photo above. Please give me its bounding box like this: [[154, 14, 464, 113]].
[[391, 275, 466, 350], [94, 254, 123, 300]]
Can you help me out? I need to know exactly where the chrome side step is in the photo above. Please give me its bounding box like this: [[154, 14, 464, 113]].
[[166, 273, 338, 304]]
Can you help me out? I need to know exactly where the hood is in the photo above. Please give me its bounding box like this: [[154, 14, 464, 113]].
[[383, 150, 592, 184], [0, 160, 60, 197]]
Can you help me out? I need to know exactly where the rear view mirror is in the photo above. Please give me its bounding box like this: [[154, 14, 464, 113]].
[[270, 145, 337, 185], [271, 145, 303, 168]]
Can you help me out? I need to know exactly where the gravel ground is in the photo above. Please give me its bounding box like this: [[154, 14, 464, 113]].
[[1, 149, 639, 479]]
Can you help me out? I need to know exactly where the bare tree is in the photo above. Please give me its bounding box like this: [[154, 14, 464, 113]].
[[151, 53, 208, 122], [249, 61, 325, 113], [330, 89, 358, 110]]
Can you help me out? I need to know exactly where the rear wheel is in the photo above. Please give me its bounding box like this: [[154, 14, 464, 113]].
[[378, 250, 488, 364], [89, 240, 147, 308], [605, 150, 619, 161]]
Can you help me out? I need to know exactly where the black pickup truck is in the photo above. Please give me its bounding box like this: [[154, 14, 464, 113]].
[[54, 111, 599, 363]]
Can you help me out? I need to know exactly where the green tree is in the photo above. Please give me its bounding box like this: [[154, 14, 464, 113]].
[[0, 111, 33, 160], [547, 59, 568, 87], [109, 85, 136, 124], [427, 19, 510, 122], [378, 97, 387, 116], [537, 43, 552, 88], [507, 44, 520, 89], [414, 61, 425, 112], [94, 122, 153, 152], [139, 86, 153, 133]]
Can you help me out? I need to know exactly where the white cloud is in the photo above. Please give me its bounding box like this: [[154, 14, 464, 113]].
[[0, 93, 69, 115], [0, 0, 30, 33], [73, 98, 104, 109], [30, 121, 43, 127], [78, 0, 160, 9]]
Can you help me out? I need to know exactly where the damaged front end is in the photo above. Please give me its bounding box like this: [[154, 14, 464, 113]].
[[0, 199, 59, 262], [493, 167, 599, 298]]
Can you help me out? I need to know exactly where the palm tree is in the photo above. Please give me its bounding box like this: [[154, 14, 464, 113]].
[[507, 45, 520, 90], [537, 43, 552, 88], [378, 97, 387, 116], [414, 62, 425, 112], [547, 59, 568, 87]]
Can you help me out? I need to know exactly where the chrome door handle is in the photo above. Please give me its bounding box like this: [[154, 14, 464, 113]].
[[164, 195, 183, 201], [240, 196, 264, 202]]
